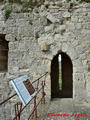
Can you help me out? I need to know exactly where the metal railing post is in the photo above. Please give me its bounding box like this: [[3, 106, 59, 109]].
[[0, 72, 48, 120], [36, 79, 39, 90], [34, 96, 37, 119], [41, 81, 45, 104], [14, 102, 22, 120]]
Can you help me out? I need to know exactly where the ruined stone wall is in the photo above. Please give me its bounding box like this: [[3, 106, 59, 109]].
[[0, 1, 90, 119]]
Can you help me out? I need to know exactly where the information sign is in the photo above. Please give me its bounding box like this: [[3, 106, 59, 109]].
[[10, 75, 36, 106]]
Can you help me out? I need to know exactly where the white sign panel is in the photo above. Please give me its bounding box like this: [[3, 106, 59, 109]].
[[10, 75, 36, 106]]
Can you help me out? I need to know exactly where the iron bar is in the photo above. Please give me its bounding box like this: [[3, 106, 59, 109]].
[[28, 94, 46, 120], [14, 102, 22, 120], [41, 81, 45, 104], [34, 96, 37, 119], [36, 79, 39, 90], [0, 93, 17, 105], [1, 72, 47, 120], [13, 87, 42, 120], [32, 72, 48, 84], [0, 72, 48, 106]]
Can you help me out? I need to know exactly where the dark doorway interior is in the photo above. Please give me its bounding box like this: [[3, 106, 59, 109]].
[[0, 35, 8, 72], [51, 52, 73, 99]]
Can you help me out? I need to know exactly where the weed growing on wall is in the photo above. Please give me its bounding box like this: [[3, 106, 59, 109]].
[[8, 0, 22, 4], [5, 8, 12, 20]]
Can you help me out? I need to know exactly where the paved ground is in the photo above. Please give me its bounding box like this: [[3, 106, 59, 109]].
[[37, 98, 90, 120]]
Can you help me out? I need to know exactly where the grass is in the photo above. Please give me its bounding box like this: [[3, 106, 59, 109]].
[[81, 0, 90, 2], [59, 69, 62, 90], [5, 8, 12, 20], [57, 3, 62, 7], [28, 0, 33, 5], [8, 0, 22, 4], [84, 0, 90, 2], [29, 20, 33, 25], [66, 0, 90, 3]]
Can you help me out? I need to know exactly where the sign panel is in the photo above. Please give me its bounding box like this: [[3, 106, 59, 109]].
[[10, 75, 36, 106]]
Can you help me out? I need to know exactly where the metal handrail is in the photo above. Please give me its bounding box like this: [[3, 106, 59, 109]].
[[0, 93, 17, 105], [13, 72, 47, 120], [13, 86, 43, 120], [0, 72, 48, 106], [0, 72, 48, 120]]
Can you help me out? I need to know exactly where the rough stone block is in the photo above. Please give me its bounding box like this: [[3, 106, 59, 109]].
[[47, 14, 59, 23], [40, 42, 50, 52], [63, 11, 71, 18], [45, 24, 54, 32]]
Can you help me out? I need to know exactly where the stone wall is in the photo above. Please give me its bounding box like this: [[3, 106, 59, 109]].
[[0, 1, 90, 120]]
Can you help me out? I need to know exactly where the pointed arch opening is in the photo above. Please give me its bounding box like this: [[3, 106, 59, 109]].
[[51, 52, 73, 99]]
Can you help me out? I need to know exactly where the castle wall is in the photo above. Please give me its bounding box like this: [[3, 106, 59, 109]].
[[0, 2, 90, 119]]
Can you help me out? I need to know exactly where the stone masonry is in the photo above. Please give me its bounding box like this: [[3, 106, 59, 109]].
[[0, 0, 90, 119]]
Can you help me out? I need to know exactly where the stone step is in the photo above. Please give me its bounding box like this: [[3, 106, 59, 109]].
[[37, 98, 90, 120]]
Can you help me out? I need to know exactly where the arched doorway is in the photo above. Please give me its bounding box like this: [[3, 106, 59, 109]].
[[51, 52, 73, 99]]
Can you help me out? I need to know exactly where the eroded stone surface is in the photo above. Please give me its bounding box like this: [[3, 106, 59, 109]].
[[0, 1, 90, 120]]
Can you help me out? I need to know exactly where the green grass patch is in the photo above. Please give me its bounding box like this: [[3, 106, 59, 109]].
[[5, 8, 12, 20], [59, 69, 62, 90], [8, 0, 22, 4]]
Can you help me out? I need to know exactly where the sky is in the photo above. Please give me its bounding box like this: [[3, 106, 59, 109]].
[[58, 54, 61, 62]]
